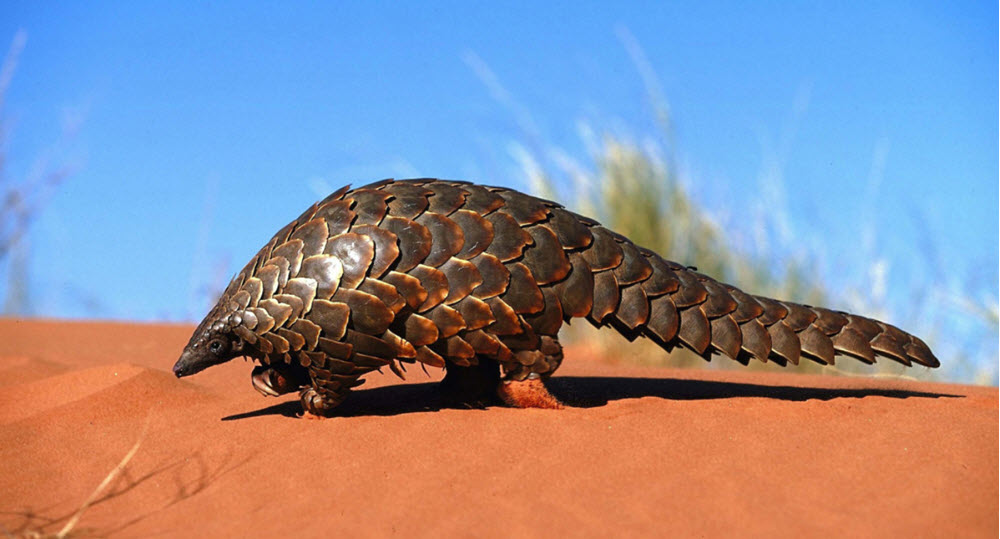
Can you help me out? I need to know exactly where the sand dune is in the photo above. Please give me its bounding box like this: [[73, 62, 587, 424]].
[[0, 319, 996, 537], [0, 356, 69, 388]]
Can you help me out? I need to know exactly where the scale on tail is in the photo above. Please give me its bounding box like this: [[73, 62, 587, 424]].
[[173, 178, 939, 416]]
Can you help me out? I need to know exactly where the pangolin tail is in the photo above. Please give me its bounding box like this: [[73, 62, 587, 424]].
[[553, 218, 938, 369]]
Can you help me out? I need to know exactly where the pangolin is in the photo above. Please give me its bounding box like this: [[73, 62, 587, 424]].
[[172, 178, 939, 415]]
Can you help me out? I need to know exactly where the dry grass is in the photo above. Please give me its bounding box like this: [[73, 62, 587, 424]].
[[470, 36, 996, 384], [3, 426, 146, 539]]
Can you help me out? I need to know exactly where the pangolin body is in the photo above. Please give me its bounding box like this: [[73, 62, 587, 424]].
[[173, 178, 939, 415]]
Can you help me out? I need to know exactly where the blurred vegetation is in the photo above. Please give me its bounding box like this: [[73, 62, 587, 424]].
[[514, 133, 849, 376], [512, 129, 997, 383], [0, 31, 77, 316], [476, 44, 997, 384]]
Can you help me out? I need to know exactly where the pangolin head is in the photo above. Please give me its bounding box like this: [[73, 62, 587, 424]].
[[173, 308, 246, 378]]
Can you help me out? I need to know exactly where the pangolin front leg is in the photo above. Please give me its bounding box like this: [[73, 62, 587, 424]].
[[173, 178, 940, 417], [298, 353, 365, 416], [299, 386, 346, 418]]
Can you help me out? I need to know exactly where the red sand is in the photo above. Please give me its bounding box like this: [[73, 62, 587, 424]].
[[0, 319, 996, 537]]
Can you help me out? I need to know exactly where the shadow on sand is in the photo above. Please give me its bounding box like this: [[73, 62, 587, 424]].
[[221, 375, 960, 421]]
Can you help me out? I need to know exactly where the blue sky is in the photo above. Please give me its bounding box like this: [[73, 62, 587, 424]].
[[1, 1, 996, 368]]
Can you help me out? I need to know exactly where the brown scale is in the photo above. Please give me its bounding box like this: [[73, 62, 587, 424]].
[[499, 262, 545, 315], [677, 305, 712, 354], [408, 265, 449, 312], [470, 254, 510, 299], [492, 188, 550, 225], [425, 182, 468, 215], [449, 210, 495, 260], [401, 314, 439, 347], [306, 299, 350, 340], [640, 254, 680, 297], [709, 315, 742, 360], [380, 329, 417, 360], [753, 295, 789, 326], [258, 299, 292, 329], [546, 207, 593, 249], [350, 225, 399, 278], [523, 288, 564, 336], [382, 182, 433, 219], [438, 258, 483, 304], [484, 212, 532, 261], [426, 304, 466, 339], [737, 318, 771, 363], [696, 278, 738, 318], [299, 255, 342, 300], [255, 264, 281, 300], [614, 284, 650, 331], [723, 284, 765, 323], [552, 253, 594, 318], [289, 218, 329, 257], [581, 227, 623, 271], [483, 297, 522, 335], [312, 199, 356, 237], [457, 184, 507, 216], [522, 224, 571, 285], [644, 294, 679, 344], [332, 288, 393, 335], [453, 296, 495, 330], [174, 178, 941, 417], [415, 346, 445, 368], [768, 321, 801, 365], [464, 329, 504, 357], [324, 233, 374, 289], [346, 188, 391, 226], [381, 271, 427, 310], [282, 278, 318, 314], [358, 278, 407, 314], [271, 240, 304, 278], [588, 270, 620, 324], [415, 212, 464, 267], [613, 242, 654, 285]]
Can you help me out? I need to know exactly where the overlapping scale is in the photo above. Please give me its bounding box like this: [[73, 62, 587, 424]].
[[195, 177, 939, 415]]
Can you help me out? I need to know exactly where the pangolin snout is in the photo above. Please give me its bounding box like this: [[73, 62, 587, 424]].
[[172, 355, 193, 378], [172, 349, 209, 378]]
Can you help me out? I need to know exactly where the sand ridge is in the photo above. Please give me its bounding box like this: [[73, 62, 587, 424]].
[[0, 319, 996, 537]]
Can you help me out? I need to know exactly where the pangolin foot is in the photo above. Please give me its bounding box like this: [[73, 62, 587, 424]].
[[497, 374, 563, 409], [298, 386, 342, 418], [251, 365, 303, 397]]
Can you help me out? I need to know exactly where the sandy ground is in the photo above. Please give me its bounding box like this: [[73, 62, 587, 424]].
[[0, 318, 996, 538]]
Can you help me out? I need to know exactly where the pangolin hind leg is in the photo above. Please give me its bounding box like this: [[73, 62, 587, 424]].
[[497, 335, 564, 409], [439, 357, 502, 407]]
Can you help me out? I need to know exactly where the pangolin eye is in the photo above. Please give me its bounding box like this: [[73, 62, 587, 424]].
[[209, 340, 224, 354]]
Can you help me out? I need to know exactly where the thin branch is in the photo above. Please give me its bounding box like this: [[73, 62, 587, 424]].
[[56, 423, 149, 539]]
